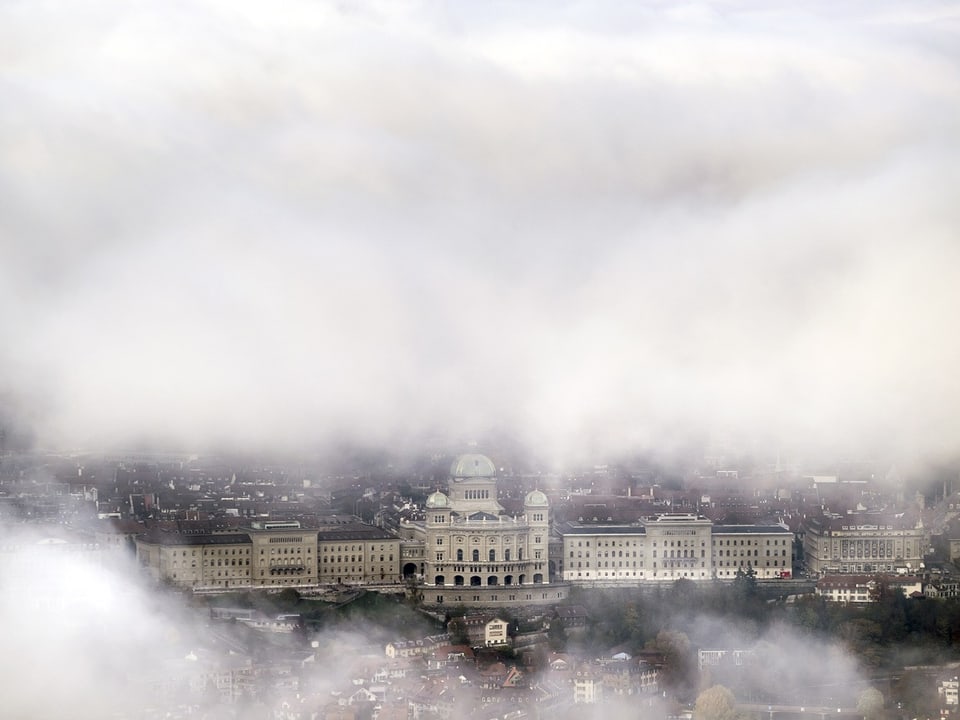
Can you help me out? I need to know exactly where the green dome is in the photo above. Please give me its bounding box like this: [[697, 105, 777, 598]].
[[524, 490, 549, 507], [425, 491, 450, 509], [450, 453, 497, 479]]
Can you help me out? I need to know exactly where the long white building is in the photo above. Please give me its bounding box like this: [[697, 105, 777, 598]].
[[556, 514, 794, 584]]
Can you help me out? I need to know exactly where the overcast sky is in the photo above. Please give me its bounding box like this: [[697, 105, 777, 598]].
[[2, 1, 958, 464]]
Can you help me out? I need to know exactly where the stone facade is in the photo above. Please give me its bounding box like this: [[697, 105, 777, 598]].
[[400, 453, 567, 607]]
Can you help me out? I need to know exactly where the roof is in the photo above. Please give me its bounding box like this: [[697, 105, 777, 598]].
[[316, 524, 397, 542], [556, 522, 645, 536], [450, 454, 496, 479], [554, 605, 589, 619], [817, 574, 923, 589], [139, 531, 252, 546], [525, 490, 549, 507], [426, 491, 450, 509], [712, 525, 792, 534]]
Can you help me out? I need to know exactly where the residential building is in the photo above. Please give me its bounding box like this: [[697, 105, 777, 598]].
[[815, 574, 923, 603], [940, 678, 959, 707]]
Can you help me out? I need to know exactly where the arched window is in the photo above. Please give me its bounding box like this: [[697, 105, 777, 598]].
[[434, 575, 444, 586], [457, 549, 463, 561], [489, 549, 496, 562], [487, 576, 498, 586], [533, 573, 543, 584], [454, 575, 464, 586], [504, 549, 511, 562], [472, 549, 480, 562], [470, 576, 481, 586]]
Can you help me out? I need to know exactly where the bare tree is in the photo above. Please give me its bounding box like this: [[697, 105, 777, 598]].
[[694, 684, 739, 720]]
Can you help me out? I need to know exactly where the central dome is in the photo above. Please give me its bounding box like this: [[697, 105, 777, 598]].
[[450, 453, 497, 479]]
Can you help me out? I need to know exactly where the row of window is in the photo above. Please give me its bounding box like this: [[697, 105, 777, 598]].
[[433, 592, 562, 604], [432, 573, 543, 586], [322, 544, 394, 552], [439, 536, 535, 545]]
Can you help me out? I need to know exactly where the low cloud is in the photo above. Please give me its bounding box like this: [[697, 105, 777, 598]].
[[1, 1, 958, 464]]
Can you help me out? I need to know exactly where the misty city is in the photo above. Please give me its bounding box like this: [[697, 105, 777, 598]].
[[2, 1, 960, 719]]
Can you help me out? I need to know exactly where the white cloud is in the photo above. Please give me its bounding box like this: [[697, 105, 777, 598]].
[[1, 0, 958, 462]]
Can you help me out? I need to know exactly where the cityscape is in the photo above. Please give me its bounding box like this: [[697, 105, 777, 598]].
[[2, 0, 959, 719], [3, 445, 960, 718]]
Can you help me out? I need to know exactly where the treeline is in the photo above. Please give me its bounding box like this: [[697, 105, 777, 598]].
[[569, 573, 960, 669]]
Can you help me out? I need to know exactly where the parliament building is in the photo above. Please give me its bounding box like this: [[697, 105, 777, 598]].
[[398, 453, 568, 607]]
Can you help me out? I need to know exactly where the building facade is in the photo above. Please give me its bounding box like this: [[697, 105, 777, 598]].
[[135, 520, 326, 590], [135, 531, 252, 589], [814, 573, 923, 603], [711, 525, 793, 579], [317, 523, 401, 586], [802, 513, 925, 576], [400, 453, 568, 607], [556, 514, 794, 584]]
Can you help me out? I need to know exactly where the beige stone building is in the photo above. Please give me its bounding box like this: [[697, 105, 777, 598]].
[[557, 515, 794, 584], [400, 453, 567, 607], [135, 520, 318, 590], [712, 525, 793, 579], [247, 520, 318, 587], [135, 531, 252, 589], [558, 513, 713, 584], [802, 513, 925, 576], [317, 523, 401, 586]]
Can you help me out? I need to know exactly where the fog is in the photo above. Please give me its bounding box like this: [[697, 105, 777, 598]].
[[0, 523, 880, 719], [2, 0, 958, 465]]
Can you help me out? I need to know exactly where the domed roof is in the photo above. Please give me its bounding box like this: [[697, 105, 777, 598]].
[[425, 491, 450, 509], [450, 453, 497, 479], [524, 489, 549, 507]]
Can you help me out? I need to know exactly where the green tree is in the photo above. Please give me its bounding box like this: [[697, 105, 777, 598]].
[[694, 684, 739, 720], [547, 620, 568, 652], [648, 630, 693, 694]]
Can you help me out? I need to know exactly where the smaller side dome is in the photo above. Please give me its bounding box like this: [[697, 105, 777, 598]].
[[425, 491, 450, 509], [524, 490, 549, 507]]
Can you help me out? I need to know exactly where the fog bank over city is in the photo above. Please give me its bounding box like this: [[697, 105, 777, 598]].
[[0, 524, 875, 719], [2, 1, 958, 465]]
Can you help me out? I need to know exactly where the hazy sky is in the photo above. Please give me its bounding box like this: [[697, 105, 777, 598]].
[[2, 1, 958, 462]]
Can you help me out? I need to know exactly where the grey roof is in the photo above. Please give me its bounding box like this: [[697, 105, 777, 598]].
[[556, 522, 645, 536], [140, 532, 252, 546], [466, 511, 500, 521], [712, 525, 792, 534], [316, 524, 397, 542]]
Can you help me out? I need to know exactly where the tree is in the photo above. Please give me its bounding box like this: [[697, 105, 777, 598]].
[[274, 587, 301, 607], [547, 620, 568, 652], [648, 630, 694, 694], [694, 684, 739, 720], [857, 688, 884, 720], [447, 616, 469, 646]]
